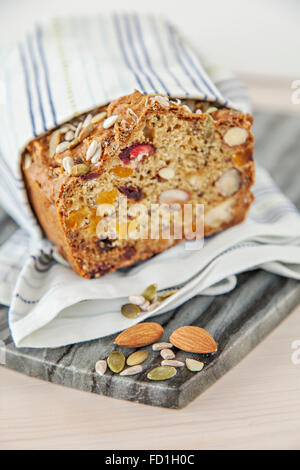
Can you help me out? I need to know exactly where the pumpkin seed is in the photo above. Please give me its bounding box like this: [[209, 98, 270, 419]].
[[120, 365, 143, 376], [121, 303, 141, 318], [95, 359, 107, 376], [186, 358, 204, 372], [158, 289, 178, 302], [142, 283, 157, 302], [127, 350, 148, 366], [71, 163, 90, 176], [107, 351, 125, 373], [147, 366, 177, 381]]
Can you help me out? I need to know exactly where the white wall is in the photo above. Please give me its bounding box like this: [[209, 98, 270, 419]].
[[0, 0, 298, 78]]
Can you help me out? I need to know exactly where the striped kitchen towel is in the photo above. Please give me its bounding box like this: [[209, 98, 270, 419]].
[[0, 14, 300, 348]]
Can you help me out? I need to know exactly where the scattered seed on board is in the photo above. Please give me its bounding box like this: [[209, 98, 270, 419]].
[[103, 115, 118, 129], [140, 300, 151, 311], [161, 360, 184, 368], [158, 289, 179, 302], [146, 301, 160, 312], [129, 295, 146, 306], [127, 350, 148, 366], [186, 358, 204, 372], [62, 156, 74, 174], [142, 283, 157, 302], [120, 365, 143, 376], [160, 348, 175, 360], [95, 359, 107, 376], [86, 140, 98, 160], [147, 366, 177, 381], [121, 303, 141, 318], [152, 342, 173, 351], [107, 351, 125, 373], [56, 141, 69, 154]]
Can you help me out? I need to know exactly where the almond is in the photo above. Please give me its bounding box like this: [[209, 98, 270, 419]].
[[158, 167, 175, 180], [224, 127, 248, 147], [114, 322, 164, 348], [215, 168, 242, 197], [169, 326, 217, 353], [159, 189, 191, 204]]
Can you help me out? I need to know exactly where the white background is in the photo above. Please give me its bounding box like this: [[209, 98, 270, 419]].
[[0, 0, 299, 78]]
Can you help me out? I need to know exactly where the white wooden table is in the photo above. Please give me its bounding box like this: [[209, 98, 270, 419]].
[[0, 78, 300, 450]]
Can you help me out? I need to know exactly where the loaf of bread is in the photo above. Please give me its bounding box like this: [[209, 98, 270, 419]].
[[22, 90, 255, 278]]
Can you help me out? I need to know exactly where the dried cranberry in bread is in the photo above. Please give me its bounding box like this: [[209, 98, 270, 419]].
[[22, 90, 255, 278]]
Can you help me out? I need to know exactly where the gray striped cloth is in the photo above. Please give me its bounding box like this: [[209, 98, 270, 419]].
[[0, 14, 300, 348]]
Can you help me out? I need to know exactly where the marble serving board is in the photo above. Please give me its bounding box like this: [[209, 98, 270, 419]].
[[1, 111, 300, 409]]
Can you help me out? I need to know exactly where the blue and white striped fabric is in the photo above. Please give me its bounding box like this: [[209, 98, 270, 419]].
[[0, 14, 300, 348]]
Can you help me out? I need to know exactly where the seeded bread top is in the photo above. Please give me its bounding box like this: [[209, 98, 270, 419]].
[[22, 90, 252, 205]]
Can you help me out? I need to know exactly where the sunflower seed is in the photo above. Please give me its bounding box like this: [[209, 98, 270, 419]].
[[56, 141, 69, 154], [59, 125, 72, 133], [92, 111, 107, 124], [91, 145, 102, 164], [160, 348, 175, 360], [83, 113, 92, 128], [152, 342, 173, 351], [95, 359, 107, 376], [49, 130, 61, 157], [24, 153, 32, 169], [65, 130, 75, 141], [103, 115, 118, 129], [206, 107, 218, 114], [86, 140, 98, 160], [186, 358, 204, 372], [62, 156, 74, 174], [127, 350, 148, 366], [140, 300, 151, 311], [74, 122, 83, 138], [142, 283, 157, 302], [129, 295, 147, 306], [161, 359, 184, 367], [171, 98, 181, 105], [147, 366, 177, 381], [107, 351, 125, 373], [79, 123, 94, 140], [181, 104, 192, 113], [150, 95, 169, 108], [146, 301, 160, 312], [121, 303, 141, 318], [120, 365, 143, 376], [68, 138, 81, 150]]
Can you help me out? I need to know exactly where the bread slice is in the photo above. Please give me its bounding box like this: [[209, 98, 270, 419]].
[[22, 90, 255, 278]]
